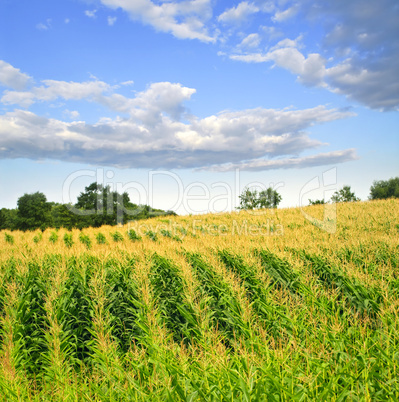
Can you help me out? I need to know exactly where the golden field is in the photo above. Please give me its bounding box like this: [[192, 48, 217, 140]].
[[0, 199, 398, 400]]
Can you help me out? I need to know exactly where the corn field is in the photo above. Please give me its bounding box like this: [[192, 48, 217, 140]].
[[0, 199, 398, 401]]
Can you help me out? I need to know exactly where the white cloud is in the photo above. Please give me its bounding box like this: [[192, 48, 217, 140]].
[[272, 5, 298, 22], [229, 46, 327, 87], [206, 149, 358, 172], [221, 0, 399, 110], [0, 60, 31, 90], [36, 19, 52, 30], [239, 33, 261, 48], [85, 10, 97, 18], [0, 96, 355, 169], [0, 62, 357, 170], [99, 0, 215, 42], [218, 2, 259, 24], [63, 110, 80, 120], [108, 16, 117, 26], [1, 79, 111, 106]]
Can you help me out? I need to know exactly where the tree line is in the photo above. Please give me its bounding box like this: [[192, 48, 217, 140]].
[[0, 182, 176, 232], [238, 177, 399, 210], [1, 177, 398, 231]]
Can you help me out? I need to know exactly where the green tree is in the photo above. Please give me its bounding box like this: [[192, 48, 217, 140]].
[[75, 182, 138, 226], [369, 177, 399, 200], [238, 187, 282, 210], [0, 208, 18, 230], [308, 199, 326, 205], [238, 188, 260, 210], [16, 192, 51, 231], [331, 186, 360, 203]]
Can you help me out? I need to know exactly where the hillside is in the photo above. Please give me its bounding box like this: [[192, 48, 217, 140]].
[[0, 199, 398, 400]]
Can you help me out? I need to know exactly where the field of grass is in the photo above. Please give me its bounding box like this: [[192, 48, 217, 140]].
[[0, 199, 398, 400]]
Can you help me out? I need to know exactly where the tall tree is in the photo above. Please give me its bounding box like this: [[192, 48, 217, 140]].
[[331, 186, 360, 203], [17, 192, 51, 231], [238, 187, 282, 210], [369, 177, 399, 200]]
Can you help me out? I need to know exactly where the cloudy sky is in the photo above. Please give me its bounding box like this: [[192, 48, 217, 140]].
[[0, 0, 398, 213]]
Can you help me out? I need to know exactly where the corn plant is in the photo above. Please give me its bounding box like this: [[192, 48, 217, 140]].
[[104, 264, 143, 353], [110, 231, 124, 242], [63, 233, 74, 248], [79, 233, 92, 250], [185, 252, 250, 348], [127, 229, 142, 241], [4, 232, 14, 244], [150, 253, 201, 345], [218, 249, 293, 338], [12, 263, 49, 376], [96, 232, 107, 244], [49, 231, 58, 244], [297, 251, 382, 317], [33, 232, 42, 244], [255, 249, 308, 296], [145, 230, 157, 242]]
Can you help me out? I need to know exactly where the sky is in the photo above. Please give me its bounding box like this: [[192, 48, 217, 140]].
[[0, 0, 398, 215]]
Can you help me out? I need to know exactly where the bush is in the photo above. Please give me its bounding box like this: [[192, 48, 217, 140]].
[[370, 177, 399, 200]]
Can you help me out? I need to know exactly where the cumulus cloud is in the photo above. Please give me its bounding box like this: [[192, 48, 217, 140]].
[[223, 0, 399, 110], [0, 100, 355, 170], [230, 46, 327, 87], [1, 79, 111, 107], [0, 60, 31, 90], [99, 0, 215, 42], [218, 2, 259, 24], [0, 60, 357, 170]]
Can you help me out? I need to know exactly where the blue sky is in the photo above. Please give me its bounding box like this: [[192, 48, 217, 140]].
[[0, 0, 398, 214]]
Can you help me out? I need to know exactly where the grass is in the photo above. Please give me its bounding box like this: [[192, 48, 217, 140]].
[[0, 198, 398, 400]]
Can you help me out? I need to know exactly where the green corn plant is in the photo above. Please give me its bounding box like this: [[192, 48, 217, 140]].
[[33, 232, 42, 244], [57, 262, 94, 368], [150, 253, 201, 345], [63, 233, 74, 248], [79, 233, 92, 250], [4, 232, 14, 245], [298, 251, 382, 317], [49, 231, 59, 244], [104, 264, 143, 353], [145, 230, 157, 242], [12, 263, 49, 377], [185, 252, 250, 348], [255, 249, 309, 296], [218, 249, 294, 338], [110, 231, 124, 242], [96, 232, 107, 244], [127, 229, 142, 241]]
